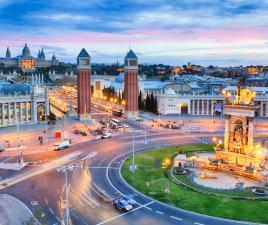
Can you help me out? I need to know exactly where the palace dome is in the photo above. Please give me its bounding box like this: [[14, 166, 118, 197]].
[[22, 43, 31, 58]]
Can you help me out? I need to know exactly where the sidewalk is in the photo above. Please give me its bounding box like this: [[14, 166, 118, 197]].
[[0, 118, 101, 156], [0, 194, 34, 225]]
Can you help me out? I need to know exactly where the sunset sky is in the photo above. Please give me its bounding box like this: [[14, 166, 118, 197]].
[[0, 0, 268, 65]]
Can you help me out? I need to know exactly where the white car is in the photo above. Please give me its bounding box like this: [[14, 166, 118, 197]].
[[53, 140, 70, 151], [102, 133, 112, 139], [93, 135, 102, 141], [123, 124, 130, 128]]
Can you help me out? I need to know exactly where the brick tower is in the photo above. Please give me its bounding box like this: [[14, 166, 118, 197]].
[[77, 48, 91, 121], [124, 50, 139, 118]]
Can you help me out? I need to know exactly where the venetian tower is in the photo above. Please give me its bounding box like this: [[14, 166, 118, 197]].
[[124, 50, 139, 118], [77, 48, 91, 121]]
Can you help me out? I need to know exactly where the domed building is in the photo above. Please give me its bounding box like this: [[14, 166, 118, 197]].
[[0, 43, 60, 71]]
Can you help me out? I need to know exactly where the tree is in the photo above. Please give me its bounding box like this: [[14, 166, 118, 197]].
[[145, 92, 150, 111], [138, 90, 143, 110]]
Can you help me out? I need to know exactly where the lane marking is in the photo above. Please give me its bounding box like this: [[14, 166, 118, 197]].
[[194, 223, 205, 225], [55, 216, 62, 223], [49, 207, 54, 215], [44, 198, 48, 205], [156, 210, 164, 215], [170, 215, 183, 221], [145, 206, 152, 210], [96, 201, 155, 225]]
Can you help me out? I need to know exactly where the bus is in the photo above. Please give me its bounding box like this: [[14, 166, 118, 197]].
[[110, 118, 124, 129]]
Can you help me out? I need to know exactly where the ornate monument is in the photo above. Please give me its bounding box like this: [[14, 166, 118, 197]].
[[207, 83, 268, 182]]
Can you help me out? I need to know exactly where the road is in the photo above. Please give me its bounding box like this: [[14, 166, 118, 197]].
[[0, 119, 266, 225]]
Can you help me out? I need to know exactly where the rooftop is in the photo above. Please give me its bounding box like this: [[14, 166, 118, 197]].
[[78, 48, 90, 58], [125, 50, 138, 59]]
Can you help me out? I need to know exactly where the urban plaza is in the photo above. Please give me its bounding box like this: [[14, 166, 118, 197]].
[[1, 1, 268, 225]]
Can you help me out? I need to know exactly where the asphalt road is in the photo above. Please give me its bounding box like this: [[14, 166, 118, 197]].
[[0, 122, 266, 225]]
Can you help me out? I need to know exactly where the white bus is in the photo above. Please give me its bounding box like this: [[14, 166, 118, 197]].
[[110, 118, 124, 129]]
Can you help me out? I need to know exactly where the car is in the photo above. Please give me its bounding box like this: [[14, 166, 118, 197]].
[[121, 195, 137, 206], [123, 124, 130, 129], [112, 198, 133, 212], [93, 135, 102, 141], [102, 133, 112, 139], [136, 116, 143, 122], [80, 131, 87, 136], [73, 129, 79, 135], [53, 140, 70, 151], [0, 144, 5, 152]]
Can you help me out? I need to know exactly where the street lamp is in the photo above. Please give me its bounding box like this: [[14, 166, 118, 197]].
[[158, 107, 161, 126], [60, 166, 74, 225], [131, 128, 136, 183], [143, 113, 148, 144]]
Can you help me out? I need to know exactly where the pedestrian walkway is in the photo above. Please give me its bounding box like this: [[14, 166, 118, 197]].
[[0, 194, 35, 225]]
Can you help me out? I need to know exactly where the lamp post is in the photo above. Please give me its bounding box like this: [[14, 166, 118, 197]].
[[132, 128, 135, 182], [17, 122, 22, 164], [61, 166, 73, 225], [143, 113, 148, 144], [158, 107, 161, 127]]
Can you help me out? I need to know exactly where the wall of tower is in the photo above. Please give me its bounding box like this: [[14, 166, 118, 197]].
[[77, 69, 91, 115], [124, 69, 138, 112]]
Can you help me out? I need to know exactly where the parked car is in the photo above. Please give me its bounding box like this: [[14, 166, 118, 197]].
[[112, 198, 133, 212], [53, 140, 70, 151], [80, 131, 87, 136], [123, 124, 130, 129], [93, 135, 102, 141], [136, 116, 143, 122], [102, 132, 111, 139], [0, 144, 5, 152], [121, 195, 137, 206], [73, 129, 80, 135]]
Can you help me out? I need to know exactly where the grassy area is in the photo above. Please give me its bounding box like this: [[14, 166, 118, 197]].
[[121, 144, 268, 224]]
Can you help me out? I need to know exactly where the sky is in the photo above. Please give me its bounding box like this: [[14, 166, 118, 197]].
[[0, 0, 268, 66]]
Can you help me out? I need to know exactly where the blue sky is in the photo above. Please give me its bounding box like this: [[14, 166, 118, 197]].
[[0, 0, 268, 65]]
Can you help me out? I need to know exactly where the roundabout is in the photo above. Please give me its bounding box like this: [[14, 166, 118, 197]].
[[120, 144, 268, 224]]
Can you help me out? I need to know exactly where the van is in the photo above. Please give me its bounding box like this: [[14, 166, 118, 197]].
[[53, 140, 70, 151]]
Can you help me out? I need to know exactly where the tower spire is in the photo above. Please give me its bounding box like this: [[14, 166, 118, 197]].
[[6, 47, 11, 59]]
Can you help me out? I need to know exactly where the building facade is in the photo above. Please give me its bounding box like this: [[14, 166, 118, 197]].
[[156, 89, 268, 117], [0, 85, 49, 127], [0, 44, 59, 70]]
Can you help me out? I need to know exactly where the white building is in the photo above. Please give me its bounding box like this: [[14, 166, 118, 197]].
[[0, 84, 49, 127], [156, 86, 268, 117]]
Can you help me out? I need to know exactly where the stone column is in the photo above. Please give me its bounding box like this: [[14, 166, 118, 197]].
[[14, 102, 17, 124], [192, 99, 195, 115], [206, 100, 209, 115], [211, 100, 214, 115], [197, 100, 200, 114], [1, 103, 4, 126], [260, 101, 263, 117], [26, 102, 29, 122], [224, 115, 230, 150], [266, 101, 268, 117], [20, 102, 23, 123], [8, 103, 11, 125], [32, 101, 37, 122], [248, 118, 254, 149], [201, 100, 204, 115]]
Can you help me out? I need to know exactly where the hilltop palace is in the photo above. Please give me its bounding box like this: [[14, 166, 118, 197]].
[[0, 44, 59, 70]]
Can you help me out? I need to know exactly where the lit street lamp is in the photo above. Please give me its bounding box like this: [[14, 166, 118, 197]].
[[60, 165, 74, 225]]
